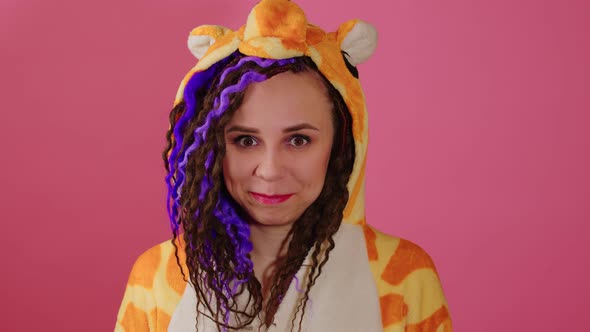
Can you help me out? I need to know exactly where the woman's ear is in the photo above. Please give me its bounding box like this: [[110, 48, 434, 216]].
[[187, 25, 233, 60], [337, 20, 378, 66]]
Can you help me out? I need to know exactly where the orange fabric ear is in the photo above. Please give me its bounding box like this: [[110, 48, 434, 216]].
[[189, 25, 232, 40], [333, 19, 361, 47], [187, 25, 233, 60]]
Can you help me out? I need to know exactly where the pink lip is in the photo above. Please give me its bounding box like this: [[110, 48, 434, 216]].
[[250, 192, 294, 205]]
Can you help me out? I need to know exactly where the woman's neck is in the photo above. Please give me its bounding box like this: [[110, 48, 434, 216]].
[[248, 222, 293, 295], [249, 222, 292, 259]]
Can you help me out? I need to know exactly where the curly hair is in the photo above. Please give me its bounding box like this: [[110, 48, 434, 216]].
[[162, 52, 355, 331]]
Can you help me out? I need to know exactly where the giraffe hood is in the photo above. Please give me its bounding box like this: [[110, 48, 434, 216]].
[[174, 0, 377, 226]]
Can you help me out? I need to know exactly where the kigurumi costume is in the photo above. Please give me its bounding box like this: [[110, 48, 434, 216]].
[[115, 0, 452, 331]]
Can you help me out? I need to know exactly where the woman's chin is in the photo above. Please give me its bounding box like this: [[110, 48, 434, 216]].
[[246, 211, 299, 229]]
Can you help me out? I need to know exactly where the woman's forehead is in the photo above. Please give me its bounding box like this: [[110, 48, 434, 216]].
[[227, 71, 333, 129]]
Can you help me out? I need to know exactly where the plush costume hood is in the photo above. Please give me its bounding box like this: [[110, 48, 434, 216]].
[[174, 0, 377, 227], [116, 2, 453, 331]]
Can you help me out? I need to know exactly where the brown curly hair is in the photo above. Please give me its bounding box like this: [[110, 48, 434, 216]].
[[162, 53, 355, 331]]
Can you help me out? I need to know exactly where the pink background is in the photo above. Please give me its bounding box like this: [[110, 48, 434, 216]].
[[1, 0, 588, 331]]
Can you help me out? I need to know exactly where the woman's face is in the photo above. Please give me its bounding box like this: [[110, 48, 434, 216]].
[[223, 71, 334, 229]]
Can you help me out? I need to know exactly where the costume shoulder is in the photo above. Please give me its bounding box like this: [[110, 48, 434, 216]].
[[115, 239, 188, 332], [363, 224, 453, 332]]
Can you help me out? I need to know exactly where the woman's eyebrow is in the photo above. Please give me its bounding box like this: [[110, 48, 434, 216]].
[[283, 123, 319, 133], [226, 123, 319, 134], [226, 125, 259, 134]]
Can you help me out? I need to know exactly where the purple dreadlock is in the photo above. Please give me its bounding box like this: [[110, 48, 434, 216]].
[[165, 55, 296, 329]]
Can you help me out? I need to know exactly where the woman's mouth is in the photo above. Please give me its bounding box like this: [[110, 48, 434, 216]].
[[250, 192, 294, 205]]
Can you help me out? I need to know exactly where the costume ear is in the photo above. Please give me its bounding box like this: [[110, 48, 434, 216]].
[[187, 25, 232, 60], [338, 20, 378, 66]]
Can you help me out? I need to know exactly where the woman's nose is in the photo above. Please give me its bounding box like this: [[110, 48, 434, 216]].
[[253, 149, 284, 181]]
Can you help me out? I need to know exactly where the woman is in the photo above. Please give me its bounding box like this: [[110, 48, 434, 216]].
[[116, 1, 452, 331]]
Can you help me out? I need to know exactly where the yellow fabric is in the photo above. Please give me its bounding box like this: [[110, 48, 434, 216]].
[[116, 1, 452, 331]]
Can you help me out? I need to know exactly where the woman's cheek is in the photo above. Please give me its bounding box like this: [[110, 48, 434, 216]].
[[224, 150, 254, 184]]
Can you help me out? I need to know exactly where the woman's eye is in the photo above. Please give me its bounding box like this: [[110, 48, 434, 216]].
[[235, 136, 258, 147], [289, 135, 310, 147]]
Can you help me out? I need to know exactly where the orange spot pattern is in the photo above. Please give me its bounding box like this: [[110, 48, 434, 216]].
[[280, 38, 305, 52], [406, 306, 451, 332], [363, 224, 378, 261], [305, 26, 325, 45], [166, 240, 188, 296], [151, 307, 172, 332], [319, 61, 365, 142], [381, 239, 436, 286], [128, 245, 161, 289], [380, 293, 408, 327], [120, 303, 149, 331], [255, 0, 305, 43]]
